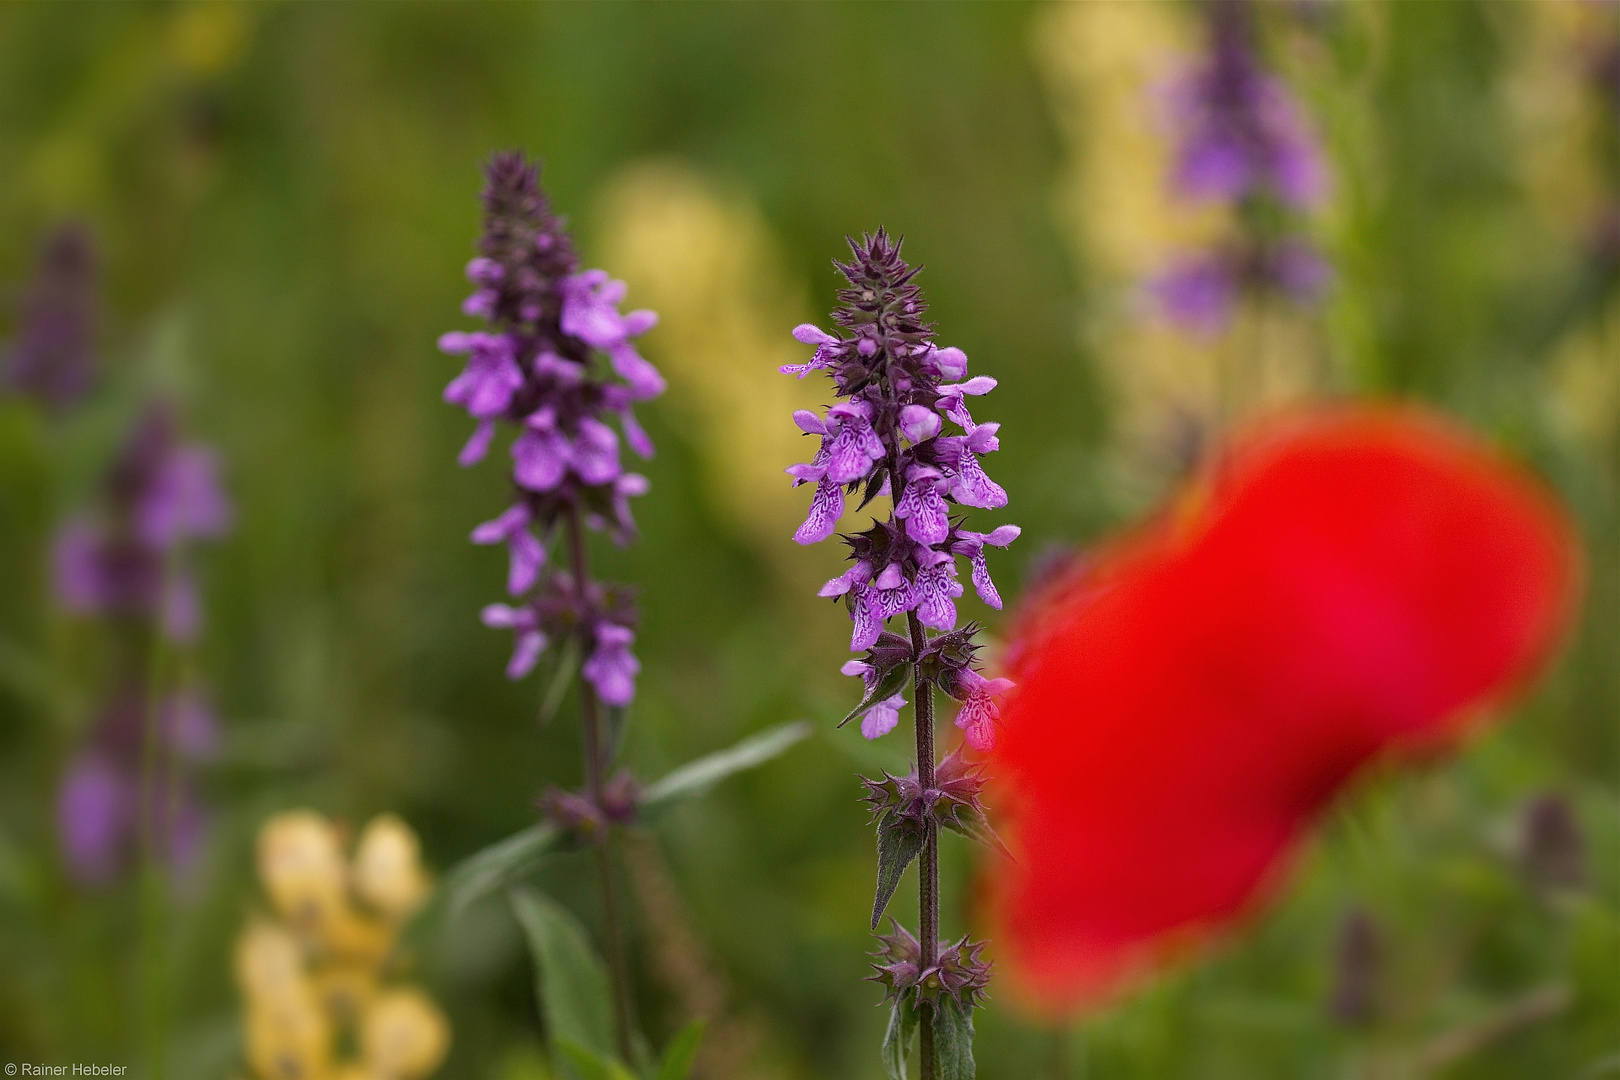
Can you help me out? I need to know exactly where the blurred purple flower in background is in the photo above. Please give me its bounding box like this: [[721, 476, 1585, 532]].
[[441, 152, 661, 704], [52, 404, 233, 642], [1150, 0, 1333, 334], [57, 691, 218, 886], [1163, 1, 1328, 210], [49, 399, 232, 888], [3, 224, 98, 411]]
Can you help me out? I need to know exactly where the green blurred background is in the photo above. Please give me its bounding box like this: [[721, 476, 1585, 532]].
[[0, 2, 1615, 1077]]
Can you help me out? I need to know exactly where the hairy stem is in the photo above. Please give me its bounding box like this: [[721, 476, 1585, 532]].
[[566, 508, 636, 1065], [907, 610, 938, 1080]]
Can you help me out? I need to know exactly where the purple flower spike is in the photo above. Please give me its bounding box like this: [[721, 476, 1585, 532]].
[[1163, 1, 1328, 210], [788, 232, 1012, 1042], [1148, 1, 1334, 337], [782, 230, 1017, 660], [52, 403, 232, 639], [583, 622, 640, 706], [5, 224, 98, 411], [444, 152, 661, 707]]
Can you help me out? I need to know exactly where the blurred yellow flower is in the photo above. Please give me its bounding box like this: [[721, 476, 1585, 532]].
[[361, 989, 454, 1080], [258, 810, 348, 934], [353, 813, 431, 921], [236, 810, 449, 1080]]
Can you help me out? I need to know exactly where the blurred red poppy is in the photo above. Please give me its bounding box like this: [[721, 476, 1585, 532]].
[[985, 406, 1579, 1017]]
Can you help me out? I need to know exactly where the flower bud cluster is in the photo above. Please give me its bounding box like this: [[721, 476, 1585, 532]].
[[785, 230, 1018, 749], [861, 747, 987, 832], [442, 152, 662, 703], [868, 919, 992, 1011], [540, 769, 640, 839]]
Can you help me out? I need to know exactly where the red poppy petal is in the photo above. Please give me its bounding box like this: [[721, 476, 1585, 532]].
[[987, 406, 1578, 1017]]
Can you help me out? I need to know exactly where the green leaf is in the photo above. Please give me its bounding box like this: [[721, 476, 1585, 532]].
[[881, 996, 920, 1080], [934, 997, 976, 1080], [941, 805, 1012, 860], [556, 1040, 637, 1080], [605, 705, 630, 765], [508, 887, 616, 1065], [441, 822, 559, 922], [656, 1019, 706, 1080], [871, 813, 925, 930], [538, 637, 579, 726], [838, 664, 913, 729], [641, 722, 812, 809]]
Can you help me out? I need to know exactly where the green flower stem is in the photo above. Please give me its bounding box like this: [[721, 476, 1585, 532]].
[[566, 507, 636, 1066], [908, 610, 938, 1080]]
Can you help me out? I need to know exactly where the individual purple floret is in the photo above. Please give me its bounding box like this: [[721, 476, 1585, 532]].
[[1151, 0, 1333, 334], [4, 224, 98, 411], [785, 229, 1019, 743], [52, 403, 233, 642], [442, 152, 660, 705]]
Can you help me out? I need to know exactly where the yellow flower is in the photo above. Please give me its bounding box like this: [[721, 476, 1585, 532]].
[[352, 814, 430, 921], [242, 983, 330, 1080], [240, 810, 449, 1080], [360, 989, 452, 1080], [258, 811, 348, 934], [236, 921, 311, 1006]]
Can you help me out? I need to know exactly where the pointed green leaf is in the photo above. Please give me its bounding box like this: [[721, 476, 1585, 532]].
[[641, 722, 812, 809], [556, 1040, 637, 1080], [605, 705, 630, 765], [881, 996, 920, 1080], [872, 813, 925, 930], [934, 996, 976, 1080], [538, 638, 579, 726], [941, 806, 1012, 860], [839, 664, 913, 729], [509, 887, 616, 1065], [442, 822, 559, 922], [656, 1019, 706, 1080]]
